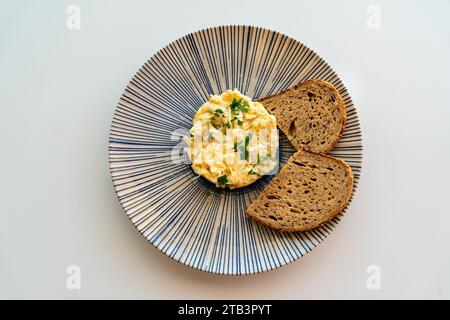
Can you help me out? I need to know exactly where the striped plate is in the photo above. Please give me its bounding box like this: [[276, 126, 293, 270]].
[[108, 26, 363, 275]]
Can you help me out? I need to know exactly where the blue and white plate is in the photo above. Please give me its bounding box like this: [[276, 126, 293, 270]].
[[108, 26, 363, 275]]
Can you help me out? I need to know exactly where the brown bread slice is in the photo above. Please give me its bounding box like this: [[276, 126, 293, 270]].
[[259, 79, 346, 154], [246, 151, 353, 232]]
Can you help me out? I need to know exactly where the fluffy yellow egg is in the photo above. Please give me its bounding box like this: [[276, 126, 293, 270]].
[[186, 90, 279, 189]]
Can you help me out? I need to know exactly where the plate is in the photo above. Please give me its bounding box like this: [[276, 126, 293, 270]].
[[108, 26, 363, 275]]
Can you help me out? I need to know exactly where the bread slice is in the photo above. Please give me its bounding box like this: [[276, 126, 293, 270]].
[[246, 151, 353, 232], [259, 79, 346, 154]]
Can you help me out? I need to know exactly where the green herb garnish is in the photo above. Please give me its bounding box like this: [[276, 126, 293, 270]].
[[217, 175, 228, 185], [242, 100, 250, 112], [244, 135, 250, 160], [230, 98, 250, 114], [234, 132, 253, 160], [230, 98, 243, 112], [237, 120, 244, 126]]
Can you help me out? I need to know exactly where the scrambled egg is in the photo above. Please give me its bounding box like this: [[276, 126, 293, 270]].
[[186, 90, 279, 189]]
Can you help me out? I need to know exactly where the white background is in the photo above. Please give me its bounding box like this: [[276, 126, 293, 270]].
[[1, 0, 449, 299]]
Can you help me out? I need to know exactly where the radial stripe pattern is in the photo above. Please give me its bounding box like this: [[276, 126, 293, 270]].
[[109, 26, 363, 275]]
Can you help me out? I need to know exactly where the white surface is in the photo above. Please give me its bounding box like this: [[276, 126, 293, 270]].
[[1, 0, 449, 299]]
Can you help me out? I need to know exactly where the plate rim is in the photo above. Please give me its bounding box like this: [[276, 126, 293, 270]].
[[108, 24, 363, 275]]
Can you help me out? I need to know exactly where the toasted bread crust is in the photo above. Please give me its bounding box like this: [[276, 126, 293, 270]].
[[245, 151, 354, 232], [259, 79, 346, 154]]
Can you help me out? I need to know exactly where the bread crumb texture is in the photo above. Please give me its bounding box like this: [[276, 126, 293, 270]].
[[260, 79, 346, 154], [246, 151, 353, 232]]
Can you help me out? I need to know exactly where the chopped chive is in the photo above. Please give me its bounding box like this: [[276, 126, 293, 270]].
[[217, 175, 228, 185], [242, 100, 250, 112], [237, 120, 244, 126], [244, 137, 249, 160], [243, 132, 254, 161], [245, 135, 250, 146], [230, 98, 250, 113], [230, 98, 243, 111]]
